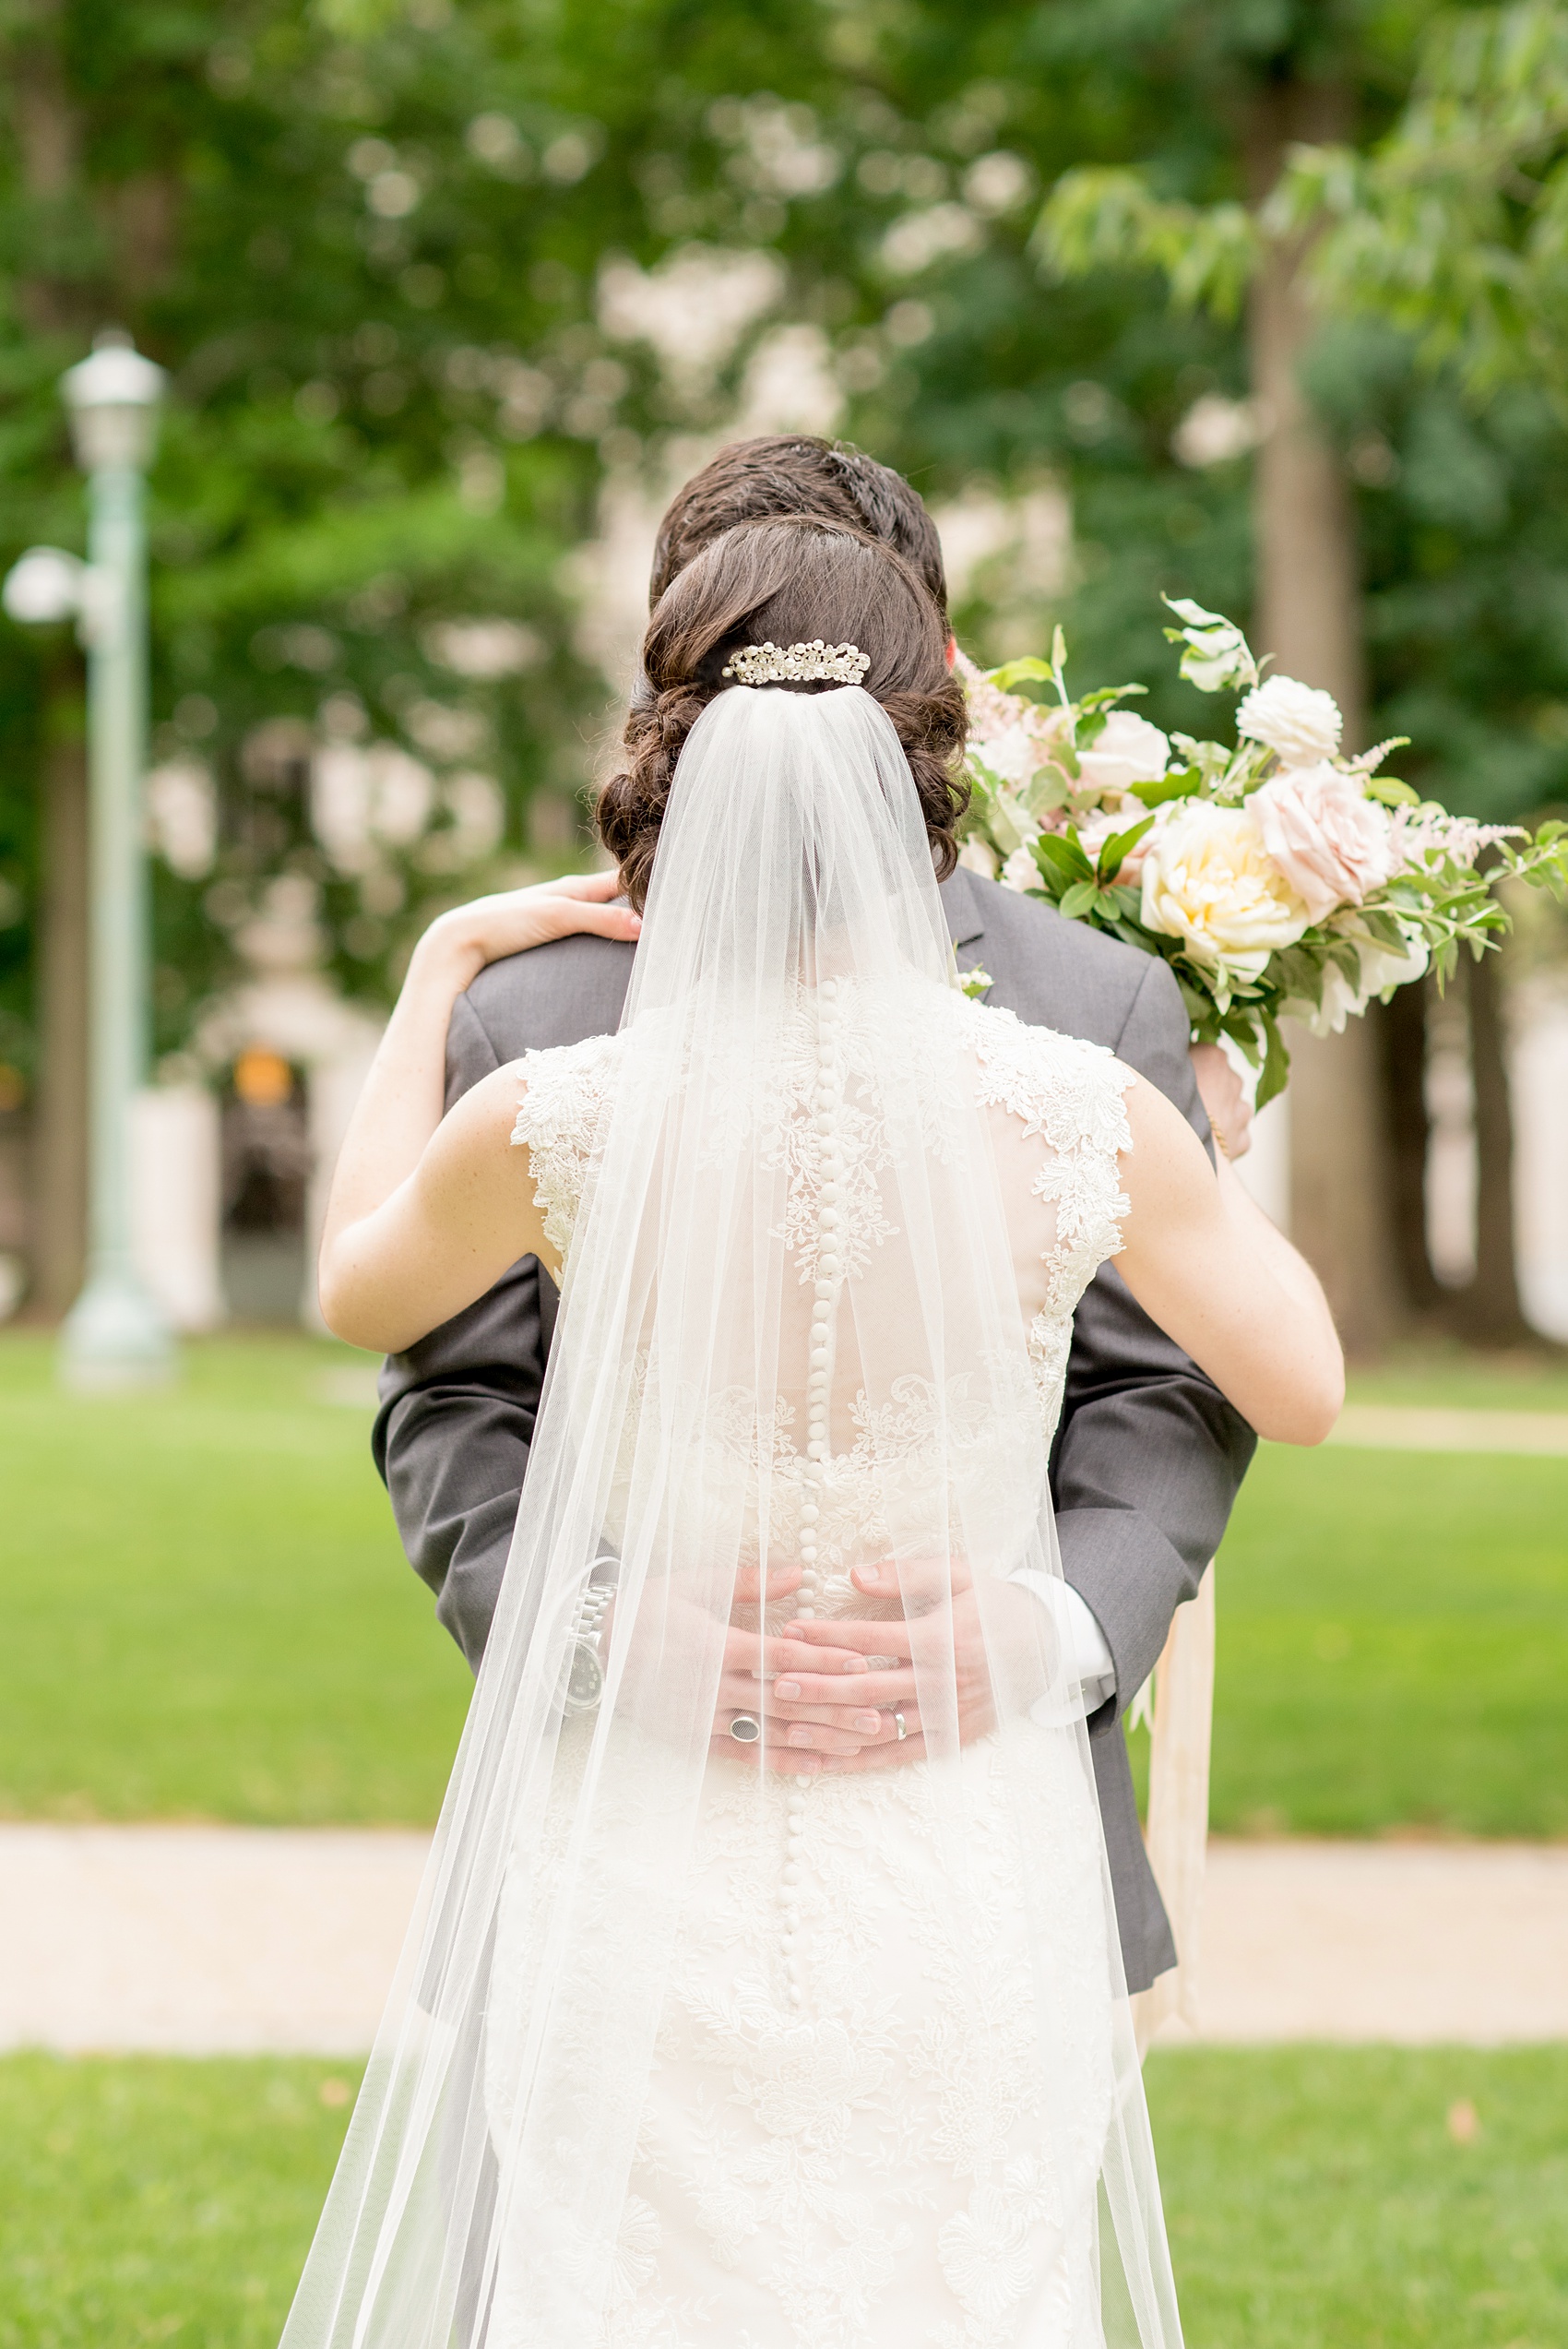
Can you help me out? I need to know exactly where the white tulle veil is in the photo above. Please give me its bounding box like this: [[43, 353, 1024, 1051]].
[[280, 683, 1182, 2349]]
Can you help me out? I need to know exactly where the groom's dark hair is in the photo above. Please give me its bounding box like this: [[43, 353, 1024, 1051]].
[[650, 436, 948, 620]]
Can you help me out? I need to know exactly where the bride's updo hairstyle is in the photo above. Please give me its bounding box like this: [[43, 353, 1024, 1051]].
[[599, 516, 968, 911]]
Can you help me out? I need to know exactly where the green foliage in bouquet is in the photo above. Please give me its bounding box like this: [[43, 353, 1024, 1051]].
[[960, 600, 1568, 1106]]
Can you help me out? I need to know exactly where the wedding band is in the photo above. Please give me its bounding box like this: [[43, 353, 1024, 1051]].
[[729, 1713, 761, 1745], [864, 1655, 897, 1672], [894, 1710, 908, 1741]]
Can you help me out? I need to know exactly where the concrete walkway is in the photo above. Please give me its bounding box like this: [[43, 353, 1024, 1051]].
[[2, 1825, 1565, 2055]]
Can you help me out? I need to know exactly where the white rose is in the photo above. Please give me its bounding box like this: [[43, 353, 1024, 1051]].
[[972, 725, 1040, 787], [1139, 800, 1312, 980], [1251, 760, 1396, 924], [1075, 709, 1170, 798], [1001, 843, 1040, 892], [1236, 674, 1344, 767]]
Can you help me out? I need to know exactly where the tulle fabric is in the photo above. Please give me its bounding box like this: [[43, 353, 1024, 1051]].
[[279, 685, 1183, 2349]]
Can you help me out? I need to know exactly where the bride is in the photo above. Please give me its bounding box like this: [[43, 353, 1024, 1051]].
[[290, 517, 1341, 2349]]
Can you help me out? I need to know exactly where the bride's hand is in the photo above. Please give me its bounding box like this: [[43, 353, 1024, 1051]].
[[414, 870, 641, 993], [1188, 1041, 1252, 1161]]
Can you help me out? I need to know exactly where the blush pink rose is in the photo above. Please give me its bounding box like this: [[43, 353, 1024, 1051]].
[[1250, 761, 1396, 926]]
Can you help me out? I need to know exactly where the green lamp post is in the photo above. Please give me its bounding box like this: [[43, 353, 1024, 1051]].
[[4, 330, 174, 1385]]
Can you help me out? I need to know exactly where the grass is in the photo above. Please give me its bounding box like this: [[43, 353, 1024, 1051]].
[[1344, 1342, 1568, 1414], [1148, 2045, 1568, 2348], [0, 2048, 1561, 2347], [1202, 1439, 1568, 1838], [0, 1331, 470, 1824], [0, 2053, 354, 2349], [1, 1330, 1565, 1833]]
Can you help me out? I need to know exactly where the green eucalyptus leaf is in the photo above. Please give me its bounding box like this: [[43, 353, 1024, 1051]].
[[1057, 879, 1100, 919], [1363, 775, 1420, 806], [1130, 765, 1201, 807], [1097, 814, 1155, 881], [1256, 1012, 1291, 1110], [987, 657, 1055, 691], [1032, 830, 1095, 888], [1269, 946, 1325, 1008], [1023, 767, 1071, 817]]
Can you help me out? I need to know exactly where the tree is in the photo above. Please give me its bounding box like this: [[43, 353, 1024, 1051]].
[[5, 0, 1565, 1352], [1035, 1, 1568, 1349]]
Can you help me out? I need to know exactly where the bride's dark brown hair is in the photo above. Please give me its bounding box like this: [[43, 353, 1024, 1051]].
[[598, 516, 969, 912]]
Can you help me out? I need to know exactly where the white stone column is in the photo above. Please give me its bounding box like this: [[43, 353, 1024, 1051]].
[[132, 1084, 224, 1331]]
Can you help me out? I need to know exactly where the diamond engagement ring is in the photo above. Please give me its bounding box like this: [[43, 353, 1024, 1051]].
[[729, 1713, 762, 1744]]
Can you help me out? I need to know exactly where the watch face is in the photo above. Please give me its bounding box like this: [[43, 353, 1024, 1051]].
[[564, 1640, 605, 1714]]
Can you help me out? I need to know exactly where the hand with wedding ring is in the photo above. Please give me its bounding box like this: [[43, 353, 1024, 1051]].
[[708, 1561, 883, 1775], [768, 1555, 1042, 1774]]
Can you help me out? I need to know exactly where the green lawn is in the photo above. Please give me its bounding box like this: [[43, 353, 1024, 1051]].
[[0, 2048, 1561, 2347], [1148, 2046, 1568, 2348], [0, 2053, 353, 2349], [0, 1332, 470, 1824], [1, 1330, 1564, 1832], [1205, 1441, 1568, 1837]]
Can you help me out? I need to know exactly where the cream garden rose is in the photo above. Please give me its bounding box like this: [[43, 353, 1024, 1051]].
[[1139, 800, 1312, 981], [1236, 674, 1343, 767], [1252, 760, 1396, 924]]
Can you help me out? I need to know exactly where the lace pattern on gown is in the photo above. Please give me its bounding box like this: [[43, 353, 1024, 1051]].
[[511, 996, 1134, 1417], [497, 997, 1138, 2349]]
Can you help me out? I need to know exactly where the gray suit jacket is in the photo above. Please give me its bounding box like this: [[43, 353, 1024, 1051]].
[[374, 864, 1255, 1991]]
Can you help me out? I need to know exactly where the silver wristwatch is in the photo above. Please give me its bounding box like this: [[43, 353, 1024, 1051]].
[[564, 1580, 613, 1715]]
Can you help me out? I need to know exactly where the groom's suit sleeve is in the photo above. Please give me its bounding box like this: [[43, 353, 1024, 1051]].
[[371, 993, 554, 1673], [1053, 958, 1257, 1723]]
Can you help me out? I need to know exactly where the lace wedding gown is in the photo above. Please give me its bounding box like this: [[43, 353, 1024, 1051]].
[[490, 994, 1136, 2349]]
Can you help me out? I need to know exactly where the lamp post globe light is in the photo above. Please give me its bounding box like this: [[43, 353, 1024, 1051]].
[[3, 330, 174, 1384]]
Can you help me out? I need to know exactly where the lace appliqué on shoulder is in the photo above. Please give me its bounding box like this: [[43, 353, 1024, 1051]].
[[963, 1000, 1134, 1404], [510, 1032, 623, 1260]]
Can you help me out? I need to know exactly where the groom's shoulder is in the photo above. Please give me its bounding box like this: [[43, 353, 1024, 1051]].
[[944, 865, 1168, 1048], [459, 933, 636, 1066]]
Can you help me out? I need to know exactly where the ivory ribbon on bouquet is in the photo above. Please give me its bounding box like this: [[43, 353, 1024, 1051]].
[[1131, 1564, 1217, 2056]]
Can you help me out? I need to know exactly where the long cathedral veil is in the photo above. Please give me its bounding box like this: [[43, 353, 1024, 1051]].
[[280, 684, 1182, 2349]]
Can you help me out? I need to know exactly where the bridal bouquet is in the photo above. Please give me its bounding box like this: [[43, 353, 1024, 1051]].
[[957, 600, 1568, 1105]]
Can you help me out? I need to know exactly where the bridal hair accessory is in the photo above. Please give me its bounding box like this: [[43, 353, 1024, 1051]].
[[721, 638, 871, 686]]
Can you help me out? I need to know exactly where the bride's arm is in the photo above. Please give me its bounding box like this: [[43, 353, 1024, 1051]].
[[317, 874, 639, 1352], [1115, 1075, 1344, 1446]]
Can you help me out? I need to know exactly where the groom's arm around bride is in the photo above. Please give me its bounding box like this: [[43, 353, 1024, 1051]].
[[370, 435, 1258, 1994]]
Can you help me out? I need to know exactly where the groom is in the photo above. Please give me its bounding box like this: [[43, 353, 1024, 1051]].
[[373, 435, 1256, 1995]]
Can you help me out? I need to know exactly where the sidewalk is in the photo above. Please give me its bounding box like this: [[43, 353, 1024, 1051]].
[[3, 1825, 1566, 2055]]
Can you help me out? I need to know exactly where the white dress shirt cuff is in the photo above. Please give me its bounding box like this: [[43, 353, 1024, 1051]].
[[1006, 1567, 1117, 1709]]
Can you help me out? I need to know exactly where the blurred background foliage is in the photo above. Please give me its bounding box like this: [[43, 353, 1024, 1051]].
[[2, 0, 1568, 1336], [0, 1, 1563, 1046]]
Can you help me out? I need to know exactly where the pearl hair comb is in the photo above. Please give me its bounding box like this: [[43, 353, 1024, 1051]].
[[721, 639, 871, 686]]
